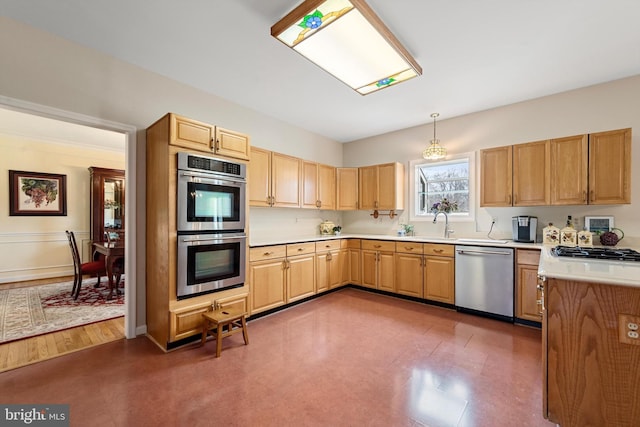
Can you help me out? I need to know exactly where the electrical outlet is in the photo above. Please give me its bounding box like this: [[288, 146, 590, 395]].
[[619, 314, 640, 346]]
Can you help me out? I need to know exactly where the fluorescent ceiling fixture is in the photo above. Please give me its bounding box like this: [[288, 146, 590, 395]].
[[271, 0, 422, 95]]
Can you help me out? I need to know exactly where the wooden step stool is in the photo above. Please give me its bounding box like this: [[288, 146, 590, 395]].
[[201, 307, 249, 357]]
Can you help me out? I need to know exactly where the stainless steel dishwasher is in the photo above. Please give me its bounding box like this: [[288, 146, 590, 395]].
[[455, 245, 514, 320]]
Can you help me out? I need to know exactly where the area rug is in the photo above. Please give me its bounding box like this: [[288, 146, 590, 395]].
[[0, 278, 124, 344]]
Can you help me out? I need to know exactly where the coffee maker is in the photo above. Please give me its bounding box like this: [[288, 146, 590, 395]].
[[512, 216, 537, 243]]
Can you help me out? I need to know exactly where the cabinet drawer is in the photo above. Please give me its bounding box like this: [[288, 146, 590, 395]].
[[315, 240, 341, 252], [424, 243, 454, 257], [517, 249, 541, 265], [361, 240, 396, 252], [345, 239, 361, 249], [287, 242, 316, 256], [249, 245, 286, 261], [395, 242, 424, 254]]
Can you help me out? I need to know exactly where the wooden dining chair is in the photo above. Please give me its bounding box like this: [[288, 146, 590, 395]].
[[65, 230, 107, 300]]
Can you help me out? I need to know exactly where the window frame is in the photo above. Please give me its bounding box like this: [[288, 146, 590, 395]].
[[408, 152, 475, 223]]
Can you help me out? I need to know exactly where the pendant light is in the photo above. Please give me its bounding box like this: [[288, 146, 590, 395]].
[[422, 113, 447, 160]]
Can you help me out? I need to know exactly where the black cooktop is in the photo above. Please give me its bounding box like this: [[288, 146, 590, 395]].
[[552, 246, 640, 262]]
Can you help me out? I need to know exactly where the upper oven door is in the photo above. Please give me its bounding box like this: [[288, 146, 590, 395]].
[[177, 170, 246, 232]]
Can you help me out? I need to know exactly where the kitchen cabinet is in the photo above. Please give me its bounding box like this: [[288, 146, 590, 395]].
[[480, 145, 512, 207], [512, 140, 550, 206], [286, 243, 316, 302], [358, 163, 404, 210], [515, 249, 542, 322], [249, 245, 287, 314], [543, 277, 640, 425], [301, 161, 336, 209], [361, 240, 395, 291], [168, 113, 250, 160], [395, 242, 424, 298], [248, 147, 301, 208], [588, 128, 631, 204], [336, 167, 359, 210], [423, 244, 455, 304], [316, 240, 343, 292], [346, 239, 361, 285], [550, 134, 589, 205]]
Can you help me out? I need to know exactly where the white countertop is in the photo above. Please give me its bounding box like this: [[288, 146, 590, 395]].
[[538, 245, 640, 288]]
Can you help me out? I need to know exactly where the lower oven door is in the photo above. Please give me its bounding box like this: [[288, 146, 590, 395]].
[[177, 233, 246, 299]]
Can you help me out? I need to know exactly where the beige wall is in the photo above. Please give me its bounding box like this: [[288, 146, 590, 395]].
[[0, 135, 125, 282], [343, 75, 640, 243]]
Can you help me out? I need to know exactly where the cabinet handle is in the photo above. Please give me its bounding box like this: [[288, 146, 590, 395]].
[[508, 194, 512, 205], [513, 194, 517, 204], [215, 139, 220, 151], [316, 200, 321, 208], [325, 245, 331, 248], [590, 190, 594, 202], [433, 249, 444, 253], [374, 201, 379, 209], [374, 245, 382, 248], [404, 247, 413, 251], [583, 190, 587, 202], [264, 251, 273, 256], [327, 252, 333, 261], [271, 196, 275, 206], [298, 248, 305, 252], [282, 260, 287, 269]]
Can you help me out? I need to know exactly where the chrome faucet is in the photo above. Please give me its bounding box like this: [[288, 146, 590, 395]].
[[433, 211, 454, 239]]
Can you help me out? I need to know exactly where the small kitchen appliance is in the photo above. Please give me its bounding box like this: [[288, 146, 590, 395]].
[[512, 216, 537, 243]]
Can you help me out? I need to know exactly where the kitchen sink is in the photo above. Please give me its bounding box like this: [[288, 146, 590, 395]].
[[456, 238, 509, 244]]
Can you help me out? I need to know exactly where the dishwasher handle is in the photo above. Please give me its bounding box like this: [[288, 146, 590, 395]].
[[456, 249, 512, 256]]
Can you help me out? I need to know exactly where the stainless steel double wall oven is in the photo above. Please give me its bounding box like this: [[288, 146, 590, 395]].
[[176, 152, 247, 299]]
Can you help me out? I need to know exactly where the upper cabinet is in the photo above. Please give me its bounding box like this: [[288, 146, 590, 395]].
[[249, 147, 301, 208], [168, 113, 250, 160], [480, 146, 512, 207], [301, 161, 336, 209], [336, 167, 359, 210], [589, 128, 631, 205], [89, 167, 125, 242], [358, 163, 404, 210], [480, 128, 631, 207]]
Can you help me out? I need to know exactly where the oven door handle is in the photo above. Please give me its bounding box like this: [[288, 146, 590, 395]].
[[179, 171, 246, 184], [181, 235, 247, 243]]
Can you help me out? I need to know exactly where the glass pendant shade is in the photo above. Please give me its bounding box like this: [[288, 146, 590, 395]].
[[271, 0, 421, 95], [422, 112, 447, 160]]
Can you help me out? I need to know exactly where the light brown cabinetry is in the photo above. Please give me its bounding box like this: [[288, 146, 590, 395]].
[[346, 239, 361, 284], [543, 278, 640, 426], [589, 128, 631, 204], [480, 145, 512, 207], [316, 240, 343, 292], [512, 140, 550, 206], [395, 242, 424, 298], [286, 243, 316, 302], [515, 249, 542, 322], [249, 245, 287, 314], [336, 168, 359, 210], [423, 244, 455, 304], [302, 161, 336, 209], [168, 113, 249, 160], [550, 134, 589, 205], [358, 163, 404, 210], [361, 240, 395, 291], [249, 147, 301, 208]]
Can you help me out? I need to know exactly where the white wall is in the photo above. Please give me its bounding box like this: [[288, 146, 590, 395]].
[[342, 75, 640, 244], [0, 134, 125, 282]]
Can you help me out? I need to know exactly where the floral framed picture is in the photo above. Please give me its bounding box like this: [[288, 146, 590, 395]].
[[9, 170, 67, 216]]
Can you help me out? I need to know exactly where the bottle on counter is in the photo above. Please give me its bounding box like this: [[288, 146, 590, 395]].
[[543, 223, 560, 245]]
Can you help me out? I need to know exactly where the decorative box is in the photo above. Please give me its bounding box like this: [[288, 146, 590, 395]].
[[577, 230, 593, 247], [542, 223, 560, 245], [560, 226, 577, 246]]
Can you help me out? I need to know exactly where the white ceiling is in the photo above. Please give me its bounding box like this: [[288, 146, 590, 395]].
[[2, 0, 640, 143]]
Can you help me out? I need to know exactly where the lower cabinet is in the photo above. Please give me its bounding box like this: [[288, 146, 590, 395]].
[[395, 242, 424, 298], [287, 252, 316, 302], [423, 244, 455, 304], [361, 240, 395, 291], [346, 239, 361, 285], [316, 240, 343, 293], [250, 257, 287, 314], [515, 248, 542, 322]]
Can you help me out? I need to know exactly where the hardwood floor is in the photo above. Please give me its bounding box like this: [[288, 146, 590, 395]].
[[0, 276, 125, 372], [0, 289, 554, 426]]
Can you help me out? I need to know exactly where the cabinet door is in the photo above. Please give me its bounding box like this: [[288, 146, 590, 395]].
[[513, 140, 550, 206], [550, 135, 588, 205], [395, 253, 423, 298], [358, 165, 378, 210], [516, 264, 542, 322], [337, 167, 359, 210], [377, 251, 395, 292], [272, 152, 301, 208], [349, 248, 361, 284], [360, 249, 378, 289], [424, 256, 454, 304], [316, 252, 329, 293], [170, 114, 213, 152], [480, 146, 512, 206], [287, 254, 316, 302], [250, 259, 286, 314], [214, 127, 250, 160], [301, 161, 319, 209], [248, 147, 272, 207], [170, 304, 211, 342], [377, 163, 403, 210], [318, 164, 336, 210], [328, 250, 342, 289], [340, 248, 351, 285], [588, 128, 631, 204]]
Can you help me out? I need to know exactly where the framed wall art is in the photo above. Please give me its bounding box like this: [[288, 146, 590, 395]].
[[584, 216, 614, 234], [9, 170, 67, 216]]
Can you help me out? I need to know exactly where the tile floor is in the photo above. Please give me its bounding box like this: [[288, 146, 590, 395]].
[[0, 289, 555, 426]]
